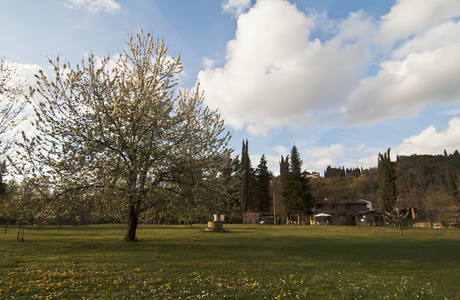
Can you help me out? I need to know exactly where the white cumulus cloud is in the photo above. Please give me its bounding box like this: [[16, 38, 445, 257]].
[[65, 0, 120, 14], [392, 20, 460, 59], [342, 42, 460, 125], [199, 0, 366, 135], [222, 0, 252, 17], [304, 144, 345, 171], [379, 0, 460, 44], [199, 0, 460, 136], [274, 145, 287, 155], [395, 118, 460, 155], [202, 57, 215, 69]]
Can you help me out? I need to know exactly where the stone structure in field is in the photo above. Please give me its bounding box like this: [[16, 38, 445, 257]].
[[206, 214, 225, 231]]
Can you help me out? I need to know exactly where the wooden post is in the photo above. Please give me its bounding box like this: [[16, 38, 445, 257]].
[[273, 189, 276, 225]]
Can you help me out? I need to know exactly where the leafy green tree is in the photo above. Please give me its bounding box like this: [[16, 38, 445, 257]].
[[378, 148, 397, 224], [17, 30, 232, 241], [1, 179, 41, 240], [445, 165, 459, 203]]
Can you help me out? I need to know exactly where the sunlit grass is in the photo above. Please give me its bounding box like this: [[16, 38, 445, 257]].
[[1, 224, 459, 299]]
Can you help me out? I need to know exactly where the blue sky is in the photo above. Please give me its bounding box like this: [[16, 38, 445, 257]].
[[2, 0, 460, 175]]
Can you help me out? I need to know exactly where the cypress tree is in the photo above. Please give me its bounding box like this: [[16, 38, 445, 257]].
[[279, 155, 289, 223], [255, 154, 271, 213], [378, 148, 397, 224], [240, 140, 250, 214]]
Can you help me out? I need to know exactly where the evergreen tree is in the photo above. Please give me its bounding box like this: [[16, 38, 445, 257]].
[[346, 167, 361, 177], [279, 155, 289, 182], [280, 146, 314, 224], [240, 139, 250, 214], [378, 148, 397, 224], [279, 155, 289, 223], [325, 165, 346, 177], [290, 146, 303, 178], [255, 154, 271, 213]]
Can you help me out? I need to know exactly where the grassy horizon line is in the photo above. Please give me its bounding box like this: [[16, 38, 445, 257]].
[[1, 224, 459, 299]]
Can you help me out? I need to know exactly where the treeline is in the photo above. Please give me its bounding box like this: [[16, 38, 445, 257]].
[[240, 145, 460, 220], [238, 139, 272, 217], [311, 150, 460, 221], [324, 166, 363, 177], [311, 167, 379, 202], [395, 151, 460, 212]]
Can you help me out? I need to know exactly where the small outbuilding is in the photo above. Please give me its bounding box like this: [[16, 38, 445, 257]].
[[353, 210, 384, 226]]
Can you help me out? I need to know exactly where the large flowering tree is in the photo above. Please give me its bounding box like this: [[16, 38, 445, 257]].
[[19, 30, 233, 241]]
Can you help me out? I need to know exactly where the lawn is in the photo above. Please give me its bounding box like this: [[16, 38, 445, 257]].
[[0, 224, 459, 299]]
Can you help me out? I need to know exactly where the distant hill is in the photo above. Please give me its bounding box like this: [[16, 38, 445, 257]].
[[314, 151, 460, 218], [395, 151, 460, 211]]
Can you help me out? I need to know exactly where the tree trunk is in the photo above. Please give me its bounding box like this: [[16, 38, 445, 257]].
[[4, 218, 9, 233], [124, 204, 139, 242], [17, 223, 24, 242]]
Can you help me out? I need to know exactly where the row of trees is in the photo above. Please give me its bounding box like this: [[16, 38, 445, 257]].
[[239, 140, 271, 218], [237, 146, 459, 225], [238, 142, 314, 224], [324, 166, 362, 178]]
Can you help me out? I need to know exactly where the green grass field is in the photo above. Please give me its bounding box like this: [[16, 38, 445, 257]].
[[0, 224, 459, 299]]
